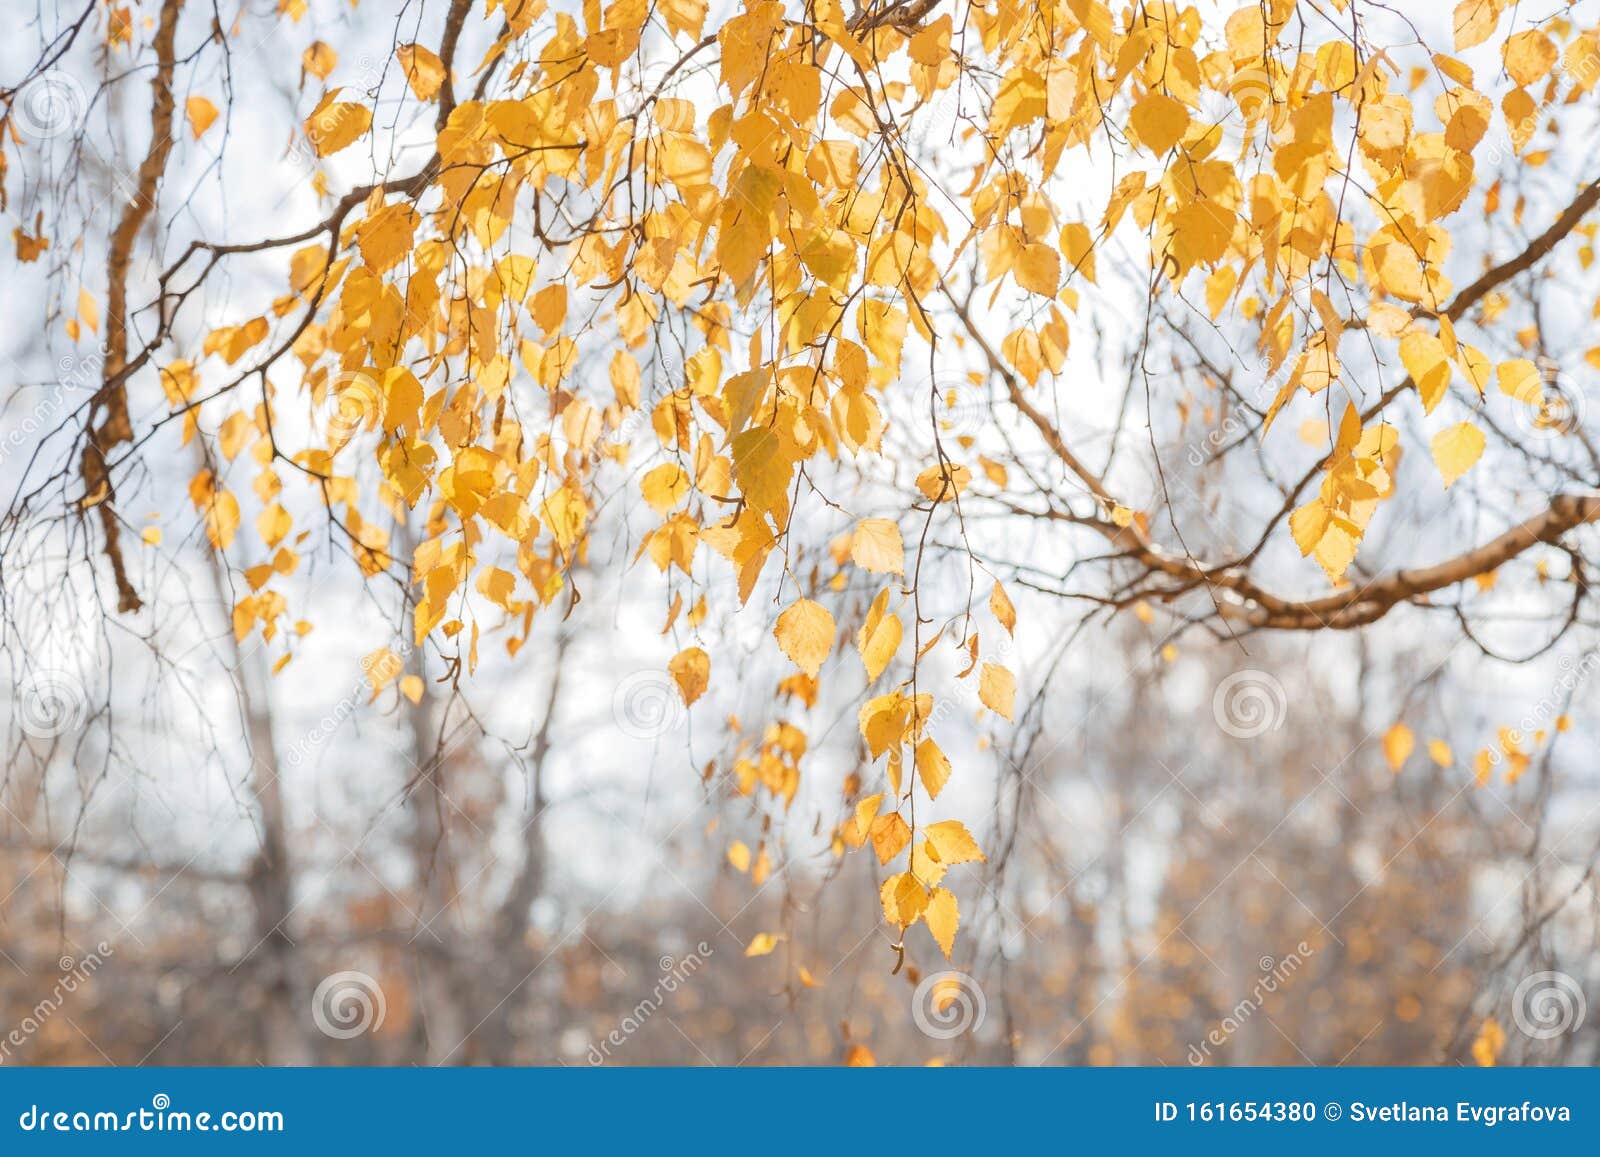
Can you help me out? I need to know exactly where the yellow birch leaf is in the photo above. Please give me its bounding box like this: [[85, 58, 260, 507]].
[[880, 871, 927, 928], [1503, 30, 1557, 87], [1015, 243, 1060, 296], [302, 41, 337, 81], [857, 604, 902, 684], [990, 581, 1016, 635], [869, 811, 911, 865], [1496, 358, 1542, 405], [744, 932, 782, 957], [925, 886, 959, 958], [854, 793, 884, 842], [668, 646, 710, 705], [915, 737, 951, 799], [774, 598, 835, 678], [1383, 723, 1415, 771], [1130, 90, 1190, 154], [924, 819, 985, 865], [186, 96, 219, 139], [304, 90, 371, 156], [851, 518, 904, 575], [1431, 422, 1484, 488], [978, 662, 1015, 720], [397, 43, 447, 101]]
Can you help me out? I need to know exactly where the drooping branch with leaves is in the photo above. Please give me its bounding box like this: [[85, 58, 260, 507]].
[[4, 0, 1600, 973]]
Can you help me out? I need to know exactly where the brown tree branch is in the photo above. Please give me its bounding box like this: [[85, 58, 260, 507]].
[[80, 0, 183, 614]]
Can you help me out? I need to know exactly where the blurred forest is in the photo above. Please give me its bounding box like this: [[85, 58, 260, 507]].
[[2, 0, 1600, 1067]]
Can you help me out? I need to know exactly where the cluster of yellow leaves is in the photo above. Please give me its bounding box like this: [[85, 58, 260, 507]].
[[1385, 714, 1571, 787], [133, 0, 1600, 961]]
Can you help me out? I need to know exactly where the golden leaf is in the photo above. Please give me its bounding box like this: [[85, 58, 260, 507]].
[[774, 598, 836, 678], [924, 819, 985, 865], [1430, 422, 1484, 489], [1383, 723, 1415, 772], [668, 646, 710, 705], [925, 886, 959, 958], [978, 663, 1015, 721]]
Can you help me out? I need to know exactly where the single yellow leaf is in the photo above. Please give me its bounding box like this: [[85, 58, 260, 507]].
[[853, 793, 884, 842], [1383, 723, 1415, 771], [869, 811, 912, 865], [186, 96, 219, 139], [727, 840, 752, 872], [990, 582, 1016, 635], [924, 819, 985, 865], [1503, 29, 1557, 87], [1130, 90, 1190, 154], [915, 737, 951, 800], [744, 932, 782, 957], [856, 599, 902, 684], [1428, 739, 1454, 768], [978, 662, 1015, 720], [879, 871, 927, 927], [302, 40, 337, 81], [1496, 358, 1542, 405], [304, 90, 371, 156], [774, 598, 836, 678], [397, 43, 447, 101], [1015, 242, 1060, 296], [925, 886, 959, 958], [641, 463, 690, 515], [915, 462, 971, 503], [1431, 422, 1484, 488], [850, 518, 904, 575], [668, 646, 710, 706]]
